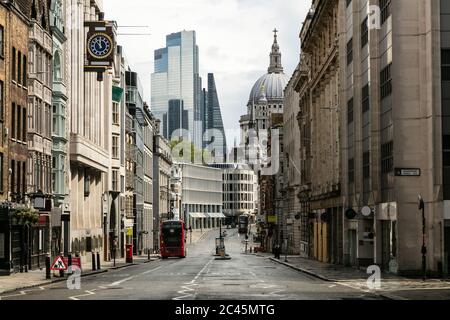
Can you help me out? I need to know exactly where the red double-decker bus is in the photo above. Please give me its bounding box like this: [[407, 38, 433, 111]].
[[160, 220, 186, 259]]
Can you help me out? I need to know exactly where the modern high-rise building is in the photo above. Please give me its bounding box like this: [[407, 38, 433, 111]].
[[151, 30, 202, 146], [203, 73, 227, 161], [168, 99, 189, 139]]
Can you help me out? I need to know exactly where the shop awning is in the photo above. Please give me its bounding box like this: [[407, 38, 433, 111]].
[[188, 212, 207, 218], [112, 86, 124, 102], [206, 212, 226, 218]]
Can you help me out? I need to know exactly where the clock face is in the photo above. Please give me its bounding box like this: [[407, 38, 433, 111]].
[[88, 34, 112, 58]]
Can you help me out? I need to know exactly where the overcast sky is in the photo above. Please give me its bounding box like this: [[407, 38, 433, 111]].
[[104, 0, 311, 147]]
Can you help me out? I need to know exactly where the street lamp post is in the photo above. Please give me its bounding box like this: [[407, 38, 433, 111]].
[[418, 195, 426, 281]]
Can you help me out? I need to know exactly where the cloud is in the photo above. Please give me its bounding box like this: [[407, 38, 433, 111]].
[[103, 0, 310, 148]]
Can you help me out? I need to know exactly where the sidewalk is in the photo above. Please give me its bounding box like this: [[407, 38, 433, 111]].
[[262, 253, 450, 300], [187, 228, 220, 245], [0, 229, 215, 296], [0, 254, 160, 295]]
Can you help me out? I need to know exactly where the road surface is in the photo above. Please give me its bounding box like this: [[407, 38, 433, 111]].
[[0, 229, 383, 300]]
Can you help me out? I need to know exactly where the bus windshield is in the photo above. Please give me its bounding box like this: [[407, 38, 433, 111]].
[[162, 223, 183, 246]]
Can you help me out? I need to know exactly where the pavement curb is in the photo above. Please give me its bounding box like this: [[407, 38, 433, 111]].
[[268, 257, 410, 300], [0, 259, 160, 295], [269, 257, 334, 282]]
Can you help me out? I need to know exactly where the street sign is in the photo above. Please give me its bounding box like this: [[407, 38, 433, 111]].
[[51, 256, 68, 271], [126, 228, 133, 236], [395, 168, 421, 177], [63, 257, 82, 271], [361, 206, 372, 217], [124, 219, 134, 228]]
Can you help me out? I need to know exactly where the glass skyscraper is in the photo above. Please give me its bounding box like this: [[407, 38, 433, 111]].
[[203, 73, 227, 161], [151, 31, 202, 146]]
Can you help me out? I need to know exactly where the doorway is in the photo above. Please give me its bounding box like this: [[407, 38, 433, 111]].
[[381, 221, 391, 271], [348, 229, 357, 267], [444, 225, 450, 277]]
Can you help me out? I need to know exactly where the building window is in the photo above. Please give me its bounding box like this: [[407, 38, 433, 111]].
[[361, 18, 368, 48], [17, 51, 22, 84], [112, 102, 119, 125], [381, 141, 394, 174], [53, 52, 62, 81], [23, 56, 27, 87], [0, 81, 3, 121], [0, 25, 3, 57], [442, 49, 450, 81], [10, 160, 15, 193], [380, 0, 391, 24], [380, 63, 392, 100], [112, 135, 119, 159], [84, 169, 90, 197], [17, 107, 21, 142], [12, 47, 16, 82], [22, 162, 25, 197], [347, 38, 353, 65], [22, 106, 27, 141], [112, 170, 119, 192], [11, 103, 16, 140], [347, 98, 354, 124], [363, 151, 370, 179], [0, 153, 3, 192], [348, 158, 355, 183], [362, 84, 370, 113]]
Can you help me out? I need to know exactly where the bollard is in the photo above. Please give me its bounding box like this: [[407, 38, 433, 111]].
[[92, 252, 96, 271], [96, 251, 101, 270], [59, 254, 65, 277], [45, 254, 51, 280], [68, 253, 72, 274], [148, 249, 150, 261]]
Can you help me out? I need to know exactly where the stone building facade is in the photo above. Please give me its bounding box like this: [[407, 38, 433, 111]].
[[239, 31, 288, 252], [296, 0, 342, 264], [50, 0, 70, 258], [68, 0, 112, 262], [0, 0, 32, 274], [27, 0, 53, 212], [339, 0, 450, 276], [282, 66, 302, 255], [153, 127, 172, 250]]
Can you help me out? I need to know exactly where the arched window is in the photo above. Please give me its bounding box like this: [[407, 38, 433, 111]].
[[31, 0, 37, 20], [53, 51, 61, 81], [41, 7, 47, 29]]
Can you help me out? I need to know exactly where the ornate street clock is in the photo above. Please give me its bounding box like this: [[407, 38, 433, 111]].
[[84, 18, 116, 81], [88, 33, 113, 58]]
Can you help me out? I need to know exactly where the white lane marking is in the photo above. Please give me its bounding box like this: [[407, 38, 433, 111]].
[[249, 270, 265, 283], [194, 259, 214, 282], [141, 265, 163, 275], [0, 286, 45, 300], [69, 290, 97, 300], [109, 276, 135, 287], [173, 258, 214, 300], [173, 284, 198, 300], [335, 281, 371, 293], [106, 265, 163, 287], [268, 289, 286, 296]]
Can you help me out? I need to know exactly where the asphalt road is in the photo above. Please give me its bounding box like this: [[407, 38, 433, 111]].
[[0, 229, 383, 300]]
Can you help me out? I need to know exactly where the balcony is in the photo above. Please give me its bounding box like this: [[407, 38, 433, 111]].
[[29, 22, 52, 54]]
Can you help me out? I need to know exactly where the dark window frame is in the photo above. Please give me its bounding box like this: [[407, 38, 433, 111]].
[[380, 63, 392, 100]]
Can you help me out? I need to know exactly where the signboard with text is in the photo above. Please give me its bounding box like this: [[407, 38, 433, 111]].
[[395, 168, 421, 176]]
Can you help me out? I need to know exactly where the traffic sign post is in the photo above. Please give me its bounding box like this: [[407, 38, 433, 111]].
[[51, 256, 68, 271]]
